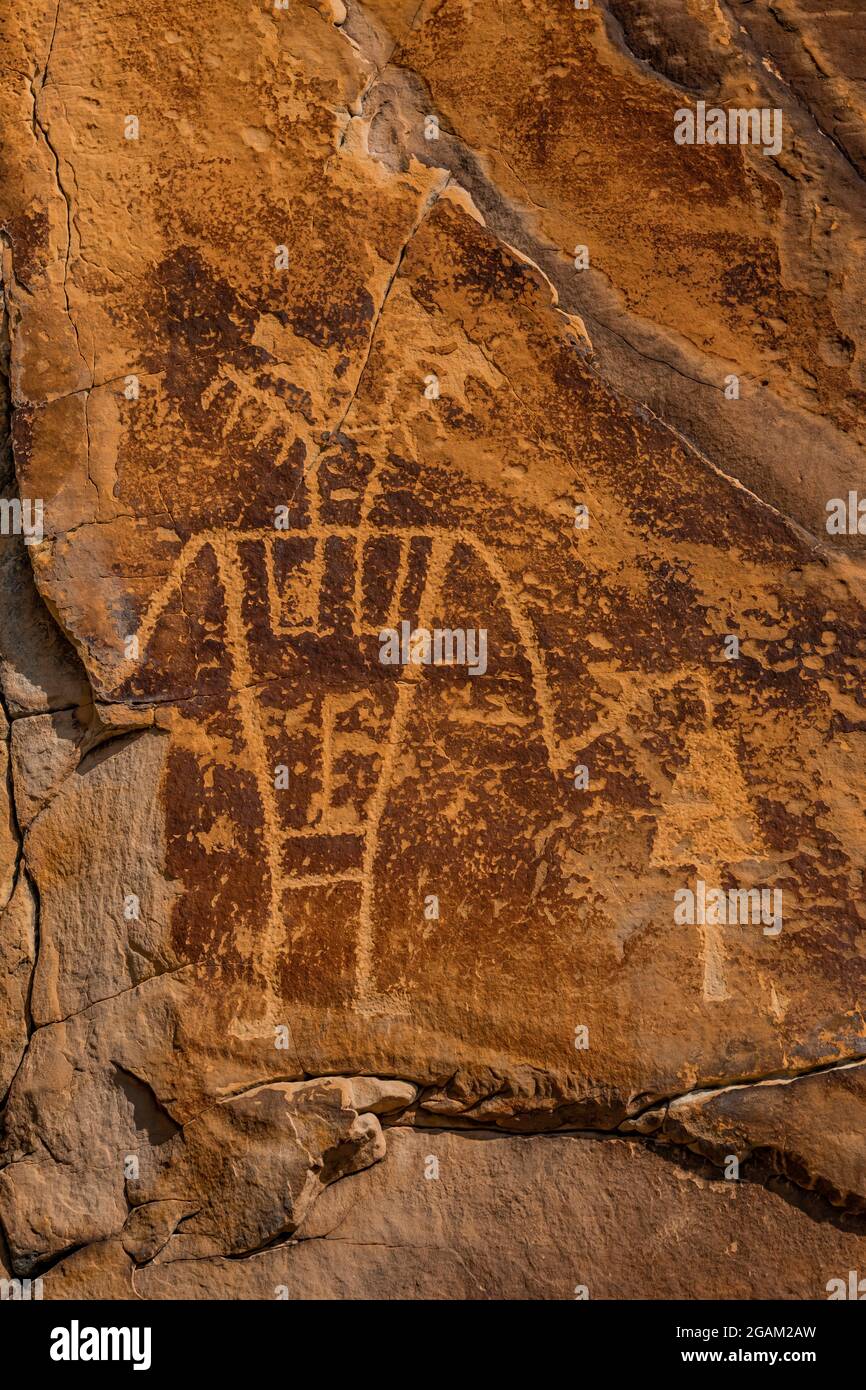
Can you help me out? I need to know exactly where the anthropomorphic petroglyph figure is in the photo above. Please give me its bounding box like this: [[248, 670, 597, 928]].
[[125, 441, 566, 1010]]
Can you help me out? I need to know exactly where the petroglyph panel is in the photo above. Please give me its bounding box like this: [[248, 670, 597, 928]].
[[1, 0, 866, 1305]]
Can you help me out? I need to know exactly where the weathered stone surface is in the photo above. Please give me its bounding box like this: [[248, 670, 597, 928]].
[[357, 0, 866, 540], [0, 525, 91, 720], [24, 728, 181, 1024], [0, 702, 30, 1100], [0, 875, 35, 1099], [10, 707, 86, 828], [0, 706, 20, 913], [0, 1023, 411, 1273], [120, 1076, 414, 1264], [0, 0, 864, 1300], [646, 1057, 866, 1213], [125, 1129, 866, 1300], [40, 1238, 136, 1301]]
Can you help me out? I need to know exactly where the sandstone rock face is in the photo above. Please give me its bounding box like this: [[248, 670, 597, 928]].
[[0, 0, 864, 1300]]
